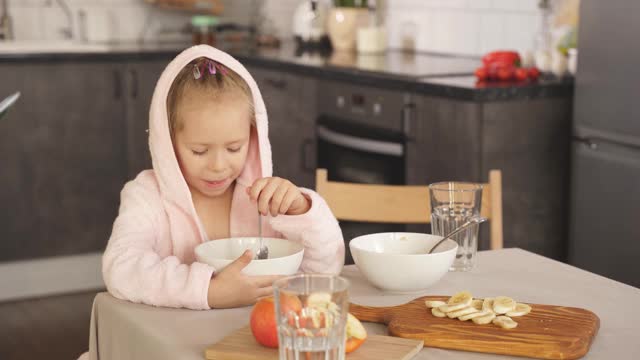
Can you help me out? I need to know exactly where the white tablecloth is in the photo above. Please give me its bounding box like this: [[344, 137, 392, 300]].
[[88, 249, 640, 359]]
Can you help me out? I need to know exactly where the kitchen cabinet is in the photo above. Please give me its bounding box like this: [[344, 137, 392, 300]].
[[409, 95, 572, 258], [0, 62, 128, 261], [247, 66, 317, 189], [406, 97, 482, 185], [482, 99, 571, 258], [123, 60, 167, 179]]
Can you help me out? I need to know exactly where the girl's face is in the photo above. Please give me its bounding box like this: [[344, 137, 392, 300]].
[[173, 87, 252, 199]]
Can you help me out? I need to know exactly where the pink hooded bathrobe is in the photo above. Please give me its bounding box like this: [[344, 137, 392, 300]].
[[101, 45, 345, 310]]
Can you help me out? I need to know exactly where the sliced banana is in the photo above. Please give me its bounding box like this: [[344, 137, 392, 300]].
[[506, 303, 532, 317], [448, 291, 473, 307], [439, 291, 473, 312], [459, 310, 492, 321], [493, 315, 518, 329], [428, 292, 532, 329], [493, 296, 516, 315], [472, 312, 496, 325], [307, 292, 332, 308], [425, 300, 446, 309], [482, 298, 494, 312], [431, 307, 446, 318], [446, 306, 478, 319]]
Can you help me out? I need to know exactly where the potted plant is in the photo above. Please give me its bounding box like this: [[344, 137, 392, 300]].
[[327, 0, 369, 51]]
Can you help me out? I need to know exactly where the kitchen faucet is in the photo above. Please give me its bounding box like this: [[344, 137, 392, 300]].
[[0, 0, 13, 40]]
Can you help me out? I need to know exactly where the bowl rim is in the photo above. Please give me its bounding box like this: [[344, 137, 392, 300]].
[[349, 232, 458, 257], [195, 237, 304, 262]]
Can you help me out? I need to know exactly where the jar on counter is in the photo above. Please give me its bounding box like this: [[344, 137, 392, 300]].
[[191, 15, 219, 46]]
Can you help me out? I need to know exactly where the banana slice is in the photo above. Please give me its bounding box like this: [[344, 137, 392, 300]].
[[493, 315, 518, 329], [438, 303, 466, 313], [307, 292, 332, 308], [506, 303, 532, 317], [440, 291, 473, 312], [471, 299, 483, 311], [448, 291, 473, 306], [431, 307, 446, 318], [482, 298, 494, 312], [472, 312, 496, 325], [446, 307, 478, 319], [459, 310, 492, 321], [493, 296, 516, 315], [425, 300, 446, 309]]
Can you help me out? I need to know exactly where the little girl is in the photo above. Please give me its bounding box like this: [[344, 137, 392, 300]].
[[102, 45, 345, 310]]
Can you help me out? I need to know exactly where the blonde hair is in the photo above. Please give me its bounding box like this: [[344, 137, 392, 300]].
[[166, 57, 255, 138]]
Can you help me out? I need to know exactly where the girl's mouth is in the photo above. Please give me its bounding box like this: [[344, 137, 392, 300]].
[[204, 178, 227, 189]]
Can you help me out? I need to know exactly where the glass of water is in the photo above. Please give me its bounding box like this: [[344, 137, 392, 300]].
[[273, 274, 350, 360], [429, 182, 483, 271]]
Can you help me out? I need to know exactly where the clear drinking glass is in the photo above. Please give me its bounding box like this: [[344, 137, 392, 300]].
[[273, 274, 350, 360], [429, 182, 483, 271]]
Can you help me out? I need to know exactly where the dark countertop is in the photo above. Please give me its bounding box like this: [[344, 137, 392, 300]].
[[0, 41, 573, 102], [416, 75, 575, 101]]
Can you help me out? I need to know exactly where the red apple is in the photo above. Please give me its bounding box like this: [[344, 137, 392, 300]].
[[250, 295, 302, 348]]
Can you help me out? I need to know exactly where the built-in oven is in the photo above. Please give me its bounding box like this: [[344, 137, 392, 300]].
[[316, 80, 417, 264]]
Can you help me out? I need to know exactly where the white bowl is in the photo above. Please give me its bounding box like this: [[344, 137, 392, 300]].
[[195, 237, 304, 276], [349, 232, 457, 293]]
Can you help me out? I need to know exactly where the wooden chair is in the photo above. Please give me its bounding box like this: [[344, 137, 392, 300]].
[[316, 169, 504, 250]]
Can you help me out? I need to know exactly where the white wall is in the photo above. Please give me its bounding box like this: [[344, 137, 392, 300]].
[[4, 0, 542, 56], [251, 0, 541, 56], [385, 0, 540, 56], [5, 0, 236, 43]]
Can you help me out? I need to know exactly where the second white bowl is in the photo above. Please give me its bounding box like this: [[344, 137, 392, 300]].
[[349, 232, 457, 293]]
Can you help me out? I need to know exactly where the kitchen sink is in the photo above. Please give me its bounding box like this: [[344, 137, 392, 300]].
[[0, 40, 111, 54]]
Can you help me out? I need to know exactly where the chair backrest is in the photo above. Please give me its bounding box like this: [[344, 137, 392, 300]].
[[316, 169, 503, 250]]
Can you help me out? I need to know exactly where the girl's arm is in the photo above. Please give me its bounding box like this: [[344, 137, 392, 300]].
[[102, 176, 214, 310], [269, 189, 345, 274]]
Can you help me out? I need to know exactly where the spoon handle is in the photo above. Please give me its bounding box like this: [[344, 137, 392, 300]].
[[258, 211, 262, 248], [428, 216, 487, 254]]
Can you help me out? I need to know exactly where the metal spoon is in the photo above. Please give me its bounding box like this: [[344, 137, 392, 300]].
[[255, 211, 269, 260], [427, 216, 488, 254]]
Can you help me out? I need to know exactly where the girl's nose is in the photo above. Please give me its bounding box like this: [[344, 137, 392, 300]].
[[208, 151, 226, 172]]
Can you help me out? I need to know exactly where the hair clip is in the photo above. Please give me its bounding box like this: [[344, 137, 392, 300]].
[[193, 64, 202, 80], [192, 59, 227, 80], [217, 63, 228, 75]]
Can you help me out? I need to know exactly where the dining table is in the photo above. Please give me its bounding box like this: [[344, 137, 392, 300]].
[[87, 248, 640, 359]]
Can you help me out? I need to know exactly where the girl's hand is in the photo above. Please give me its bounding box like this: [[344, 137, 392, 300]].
[[208, 250, 282, 309], [247, 177, 311, 216]]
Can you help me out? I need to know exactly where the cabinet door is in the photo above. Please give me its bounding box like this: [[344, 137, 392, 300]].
[[248, 67, 317, 189], [482, 98, 571, 259], [0, 62, 127, 261], [124, 60, 171, 179], [406, 95, 484, 243], [407, 95, 482, 185]]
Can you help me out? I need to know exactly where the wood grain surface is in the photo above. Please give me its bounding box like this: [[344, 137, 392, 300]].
[[349, 296, 599, 360], [205, 325, 424, 360]]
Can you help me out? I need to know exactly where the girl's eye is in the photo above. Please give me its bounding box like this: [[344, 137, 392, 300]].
[[228, 147, 241, 153], [192, 149, 207, 156]]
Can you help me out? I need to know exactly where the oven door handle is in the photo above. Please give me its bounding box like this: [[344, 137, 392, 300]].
[[317, 125, 404, 157]]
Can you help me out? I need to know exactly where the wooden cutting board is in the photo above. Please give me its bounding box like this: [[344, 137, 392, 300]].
[[205, 325, 423, 360], [349, 296, 600, 360]]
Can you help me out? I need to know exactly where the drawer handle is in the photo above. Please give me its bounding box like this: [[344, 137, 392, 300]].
[[317, 125, 404, 157], [301, 139, 315, 172]]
